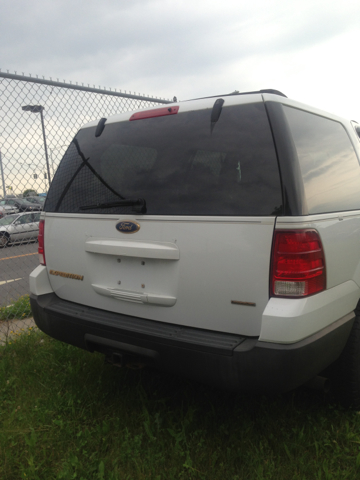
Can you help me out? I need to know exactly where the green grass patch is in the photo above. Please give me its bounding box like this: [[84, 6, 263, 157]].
[[1, 331, 360, 479], [0, 294, 32, 321]]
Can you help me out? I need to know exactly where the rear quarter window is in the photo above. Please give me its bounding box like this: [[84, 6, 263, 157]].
[[283, 106, 360, 214]]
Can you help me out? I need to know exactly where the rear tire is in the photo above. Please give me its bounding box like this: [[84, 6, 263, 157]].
[[0, 234, 9, 247], [330, 316, 360, 409]]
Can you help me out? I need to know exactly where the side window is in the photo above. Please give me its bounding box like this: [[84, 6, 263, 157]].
[[283, 106, 360, 214], [19, 214, 31, 224]]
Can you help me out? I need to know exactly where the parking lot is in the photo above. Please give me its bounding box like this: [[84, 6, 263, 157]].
[[0, 241, 38, 306]]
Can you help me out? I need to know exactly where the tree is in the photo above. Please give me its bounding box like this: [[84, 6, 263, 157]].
[[23, 189, 38, 197]]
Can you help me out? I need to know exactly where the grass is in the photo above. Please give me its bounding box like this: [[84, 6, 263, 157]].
[[0, 294, 32, 321], [1, 330, 360, 479]]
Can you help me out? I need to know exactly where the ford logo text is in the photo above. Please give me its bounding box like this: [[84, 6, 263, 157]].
[[116, 220, 140, 234]]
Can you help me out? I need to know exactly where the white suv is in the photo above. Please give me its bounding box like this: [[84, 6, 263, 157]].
[[29, 90, 360, 406]]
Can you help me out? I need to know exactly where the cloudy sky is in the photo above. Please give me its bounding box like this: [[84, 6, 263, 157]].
[[1, 0, 360, 120]]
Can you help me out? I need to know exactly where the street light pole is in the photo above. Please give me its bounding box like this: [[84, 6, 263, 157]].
[[0, 150, 6, 198], [21, 105, 51, 189], [39, 108, 51, 188]]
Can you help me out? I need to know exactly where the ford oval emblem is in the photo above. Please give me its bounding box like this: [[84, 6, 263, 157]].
[[116, 220, 140, 234]]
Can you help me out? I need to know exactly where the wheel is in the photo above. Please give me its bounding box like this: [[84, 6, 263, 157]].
[[329, 316, 360, 408], [0, 234, 9, 247]]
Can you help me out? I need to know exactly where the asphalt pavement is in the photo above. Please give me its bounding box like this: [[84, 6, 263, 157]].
[[0, 241, 39, 306]]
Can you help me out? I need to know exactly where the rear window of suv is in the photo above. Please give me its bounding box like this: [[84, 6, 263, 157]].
[[46, 102, 282, 216]]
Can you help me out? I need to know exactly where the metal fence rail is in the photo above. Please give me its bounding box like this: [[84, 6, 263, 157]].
[[0, 70, 168, 339]]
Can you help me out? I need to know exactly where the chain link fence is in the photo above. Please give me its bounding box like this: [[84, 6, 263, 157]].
[[0, 70, 169, 342]]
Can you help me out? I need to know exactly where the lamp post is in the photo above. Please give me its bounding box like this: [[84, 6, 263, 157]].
[[21, 105, 51, 189], [0, 150, 5, 198]]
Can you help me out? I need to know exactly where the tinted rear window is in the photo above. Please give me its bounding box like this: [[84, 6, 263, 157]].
[[46, 102, 282, 216], [283, 106, 360, 214]]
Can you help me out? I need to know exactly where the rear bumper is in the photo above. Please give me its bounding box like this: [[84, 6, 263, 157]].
[[30, 292, 355, 393]]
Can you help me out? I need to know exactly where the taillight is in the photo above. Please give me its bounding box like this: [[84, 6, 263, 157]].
[[270, 229, 326, 297], [38, 219, 46, 265]]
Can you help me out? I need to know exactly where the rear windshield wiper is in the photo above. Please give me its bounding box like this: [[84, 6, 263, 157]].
[[79, 198, 146, 213]]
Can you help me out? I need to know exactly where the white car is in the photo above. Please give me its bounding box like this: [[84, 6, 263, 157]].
[[0, 204, 19, 218], [29, 90, 360, 407], [0, 212, 40, 247]]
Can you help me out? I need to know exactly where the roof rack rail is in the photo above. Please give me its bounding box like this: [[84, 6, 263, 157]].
[[183, 89, 287, 102], [229, 89, 287, 97], [259, 89, 287, 97]]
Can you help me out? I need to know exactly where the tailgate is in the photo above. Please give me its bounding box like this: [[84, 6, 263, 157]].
[[44, 213, 275, 336]]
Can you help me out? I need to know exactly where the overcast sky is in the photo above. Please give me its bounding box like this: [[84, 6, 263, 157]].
[[1, 0, 360, 120]]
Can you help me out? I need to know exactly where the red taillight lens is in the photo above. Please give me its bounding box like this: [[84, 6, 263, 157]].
[[271, 230, 326, 297], [38, 219, 46, 265]]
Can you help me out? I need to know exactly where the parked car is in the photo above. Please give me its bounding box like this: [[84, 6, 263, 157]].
[[0, 197, 42, 212], [0, 204, 19, 218], [25, 196, 46, 209], [29, 90, 360, 407], [0, 211, 40, 247]]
